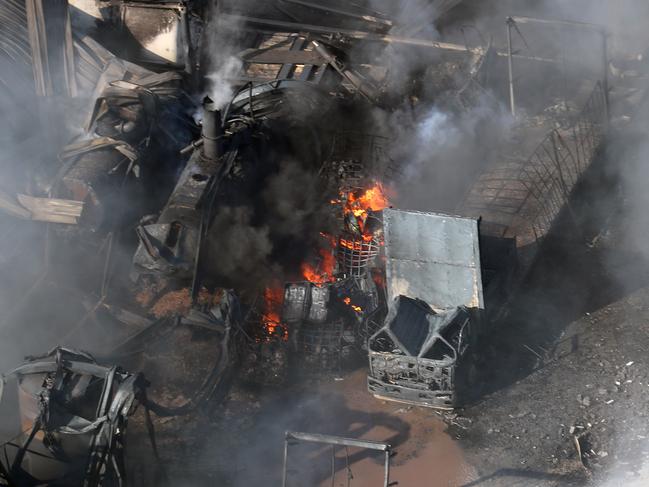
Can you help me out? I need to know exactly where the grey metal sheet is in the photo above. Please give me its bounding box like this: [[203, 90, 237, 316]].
[[383, 208, 484, 310], [120, 3, 187, 68]]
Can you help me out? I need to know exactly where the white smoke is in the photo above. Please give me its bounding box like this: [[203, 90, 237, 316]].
[[207, 55, 243, 109], [204, 4, 245, 109], [375, 94, 512, 213]]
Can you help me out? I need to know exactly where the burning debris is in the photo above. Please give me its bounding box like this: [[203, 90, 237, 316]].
[[0, 0, 623, 484]]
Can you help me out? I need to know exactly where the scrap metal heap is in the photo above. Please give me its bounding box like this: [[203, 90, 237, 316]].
[[0, 348, 156, 487], [0, 0, 615, 483]]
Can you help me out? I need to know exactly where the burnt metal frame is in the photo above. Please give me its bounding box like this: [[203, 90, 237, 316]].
[[236, 33, 330, 86], [505, 15, 609, 119], [460, 80, 608, 244], [367, 307, 472, 409], [0, 347, 153, 487], [282, 431, 392, 487], [337, 235, 380, 277]]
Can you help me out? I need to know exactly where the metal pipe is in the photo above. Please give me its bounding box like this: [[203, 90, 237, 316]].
[[281, 436, 289, 487], [179, 138, 203, 156], [221, 14, 474, 53], [509, 15, 605, 32], [384, 450, 390, 487], [331, 446, 335, 487], [201, 97, 223, 160], [281, 0, 392, 27], [220, 13, 560, 64], [284, 431, 392, 486], [285, 431, 391, 451], [506, 17, 516, 117], [601, 32, 610, 125]]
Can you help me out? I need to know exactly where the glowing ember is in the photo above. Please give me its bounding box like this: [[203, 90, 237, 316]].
[[372, 272, 386, 289], [339, 237, 375, 251], [342, 296, 363, 313]]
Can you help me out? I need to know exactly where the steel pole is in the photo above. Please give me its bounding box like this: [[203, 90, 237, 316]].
[[384, 450, 390, 487], [506, 17, 516, 117], [282, 436, 289, 487], [601, 30, 610, 125]]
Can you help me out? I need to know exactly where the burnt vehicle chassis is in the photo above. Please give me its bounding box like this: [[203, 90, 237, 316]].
[[368, 297, 475, 409], [0, 348, 157, 487]]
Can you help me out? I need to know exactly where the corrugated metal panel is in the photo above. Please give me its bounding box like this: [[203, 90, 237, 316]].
[[0, 0, 34, 94], [25, 0, 77, 96], [0, 0, 77, 97], [383, 208, 484, 311]]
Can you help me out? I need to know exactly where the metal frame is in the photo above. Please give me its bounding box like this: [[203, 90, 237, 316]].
[[282, 431, 392, 487], [337, 234, 380, 277], [367, 299, 472, 409], [460, 80, 608, 246], [237, 33, 331, 86], [504, 15, 609, 120], [0, 347, 152, 487]]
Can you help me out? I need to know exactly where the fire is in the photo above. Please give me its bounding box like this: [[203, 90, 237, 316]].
[[352, 184, 390, 211], [372, 271, 386, 289], [300, 183, 391, 287], [262, 285, 286, 339], [339, 237, 373, 251], [301, 247, 336, 285], [342, 296, 363, 314], [340, 182, 391, 239]]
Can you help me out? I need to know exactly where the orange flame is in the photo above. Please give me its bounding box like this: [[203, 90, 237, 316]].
[[301, 247, 336, 285], [372, 271, 386, 289], [262, 286, 286, 339], [341, 183, 391, 239], [351, 184, 390, 212], [342, 296, 363, 313]]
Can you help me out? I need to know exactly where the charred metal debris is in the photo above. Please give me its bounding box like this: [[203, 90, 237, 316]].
[[0, 347, 157, 487], [0, 0, 612, 483]]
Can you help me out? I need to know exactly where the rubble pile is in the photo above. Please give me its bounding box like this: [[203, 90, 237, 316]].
[[1, 0, 643, 485]]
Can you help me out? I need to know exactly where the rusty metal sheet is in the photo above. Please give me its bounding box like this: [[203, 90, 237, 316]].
[[383, 208, 484, 311]]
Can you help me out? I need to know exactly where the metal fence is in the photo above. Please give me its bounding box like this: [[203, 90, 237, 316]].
[[460, 80, 608, 247]]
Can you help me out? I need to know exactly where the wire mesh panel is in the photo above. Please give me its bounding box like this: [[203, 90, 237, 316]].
[[293, 320, 344, 373], [337, 234, 380, 276], [459, 81, 607, 247]]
